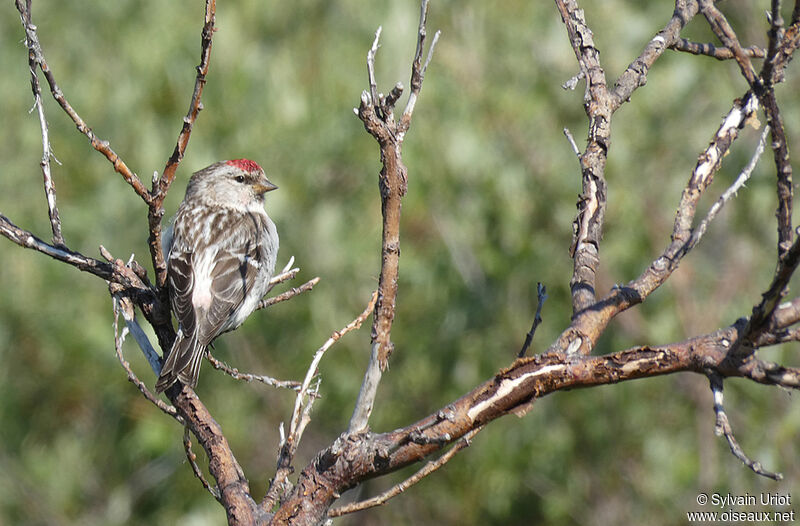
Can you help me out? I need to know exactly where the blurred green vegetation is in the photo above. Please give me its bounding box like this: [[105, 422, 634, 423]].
[[1, 1, 799, 525]]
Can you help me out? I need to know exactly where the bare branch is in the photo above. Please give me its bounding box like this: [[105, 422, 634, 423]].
[[166, 385, 266, 525], [18, 2, 63, 245], [562, 70, 584, 90], [264, 292, 377, 512], [548, 93, 760, 356], [113, 288, 163, 376], [184, 427, 222, 501], [738, 232, 800, 351], [328, 427, 483, 518], [555, 0, 610, 315], [400, 0, 441, 134], [367, 26, 382, 116], [708, 373, 782, 480], [13, 1, 149, 203], [562, 127, 581, 158], [278, 320, 800, 524], [761, 0, 786, 85], [670, 38, 766, 60], [518, 283, 547, 358], [112, 297, 182, 424], [349, 3, 439, 433], [293, 291, 377, 447], [148, 0, 217, 290], [269, 257, 299, 285], [688, 124, 770, 250], [758, 17, 800, 257], [258, 277, 320, 311], [0, 212, 113, 280], [735, 357, 800, 389], [611, 0, 700, 109], [699, 0, 760, 87], [205, 352, 301, 390]]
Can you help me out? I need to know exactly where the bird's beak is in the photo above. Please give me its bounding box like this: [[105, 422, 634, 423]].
[[253, 179, 278, 195]]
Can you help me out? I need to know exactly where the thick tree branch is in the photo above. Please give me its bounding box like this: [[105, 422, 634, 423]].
[[165, 384, 268, 526], [275, 318, 800, 525], [327, 426, 483, 518]]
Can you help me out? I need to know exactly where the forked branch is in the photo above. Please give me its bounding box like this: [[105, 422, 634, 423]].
[[148, 0, 218, 291], [348, 4, 440, 434]]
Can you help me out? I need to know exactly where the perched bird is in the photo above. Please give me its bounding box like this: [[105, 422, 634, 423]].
[[155, 159, 279, 392]]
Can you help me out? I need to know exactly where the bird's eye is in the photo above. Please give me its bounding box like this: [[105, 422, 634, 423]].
[[235, 175, 245, 183]]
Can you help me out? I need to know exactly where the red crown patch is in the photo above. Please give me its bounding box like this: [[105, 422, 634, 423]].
[[227, 159, 262, 172]]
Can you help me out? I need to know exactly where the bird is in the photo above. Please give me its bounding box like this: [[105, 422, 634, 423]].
[[155, 159, 279, 392]]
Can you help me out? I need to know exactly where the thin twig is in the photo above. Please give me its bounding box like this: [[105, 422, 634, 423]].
[[271, 256, 298, 284], [17, 4, 63, 245], [183, 427, 222, 501], [258, 277, 320, 311], [112, 297, 183, 423], [699, 0, 759, 87], [561, 70, 585, 90], [707, 373, 782, 480], [290, 291, 377, 442], [519, 283, 548, 357], [328, 427, 483, 517], [114, 291, 164, 375], [401, 0, 441, 133], [205, 352, 301, 390], [367, 26, 382, 116], [13, 0, 149, 203], [562, 128, 581, 158], [687, 124, 770, 250], [670, 38, 766, 60], [266, 292, 378, 509]]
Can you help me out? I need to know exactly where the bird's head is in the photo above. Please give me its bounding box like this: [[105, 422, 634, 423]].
[[185, 159, 278, 210]]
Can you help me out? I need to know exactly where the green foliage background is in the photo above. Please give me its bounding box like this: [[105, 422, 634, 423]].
[[1, 1, 799, 524]]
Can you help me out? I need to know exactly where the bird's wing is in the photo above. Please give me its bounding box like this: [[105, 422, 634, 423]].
[[195, 211, 268, 343], [168, 247, 196, 338]]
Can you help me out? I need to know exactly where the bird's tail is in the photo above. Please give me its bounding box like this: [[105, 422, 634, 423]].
[[155, 331, 205, 392]]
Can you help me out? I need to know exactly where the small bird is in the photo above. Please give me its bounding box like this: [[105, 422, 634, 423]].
[[155, 159, 279, 392]]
